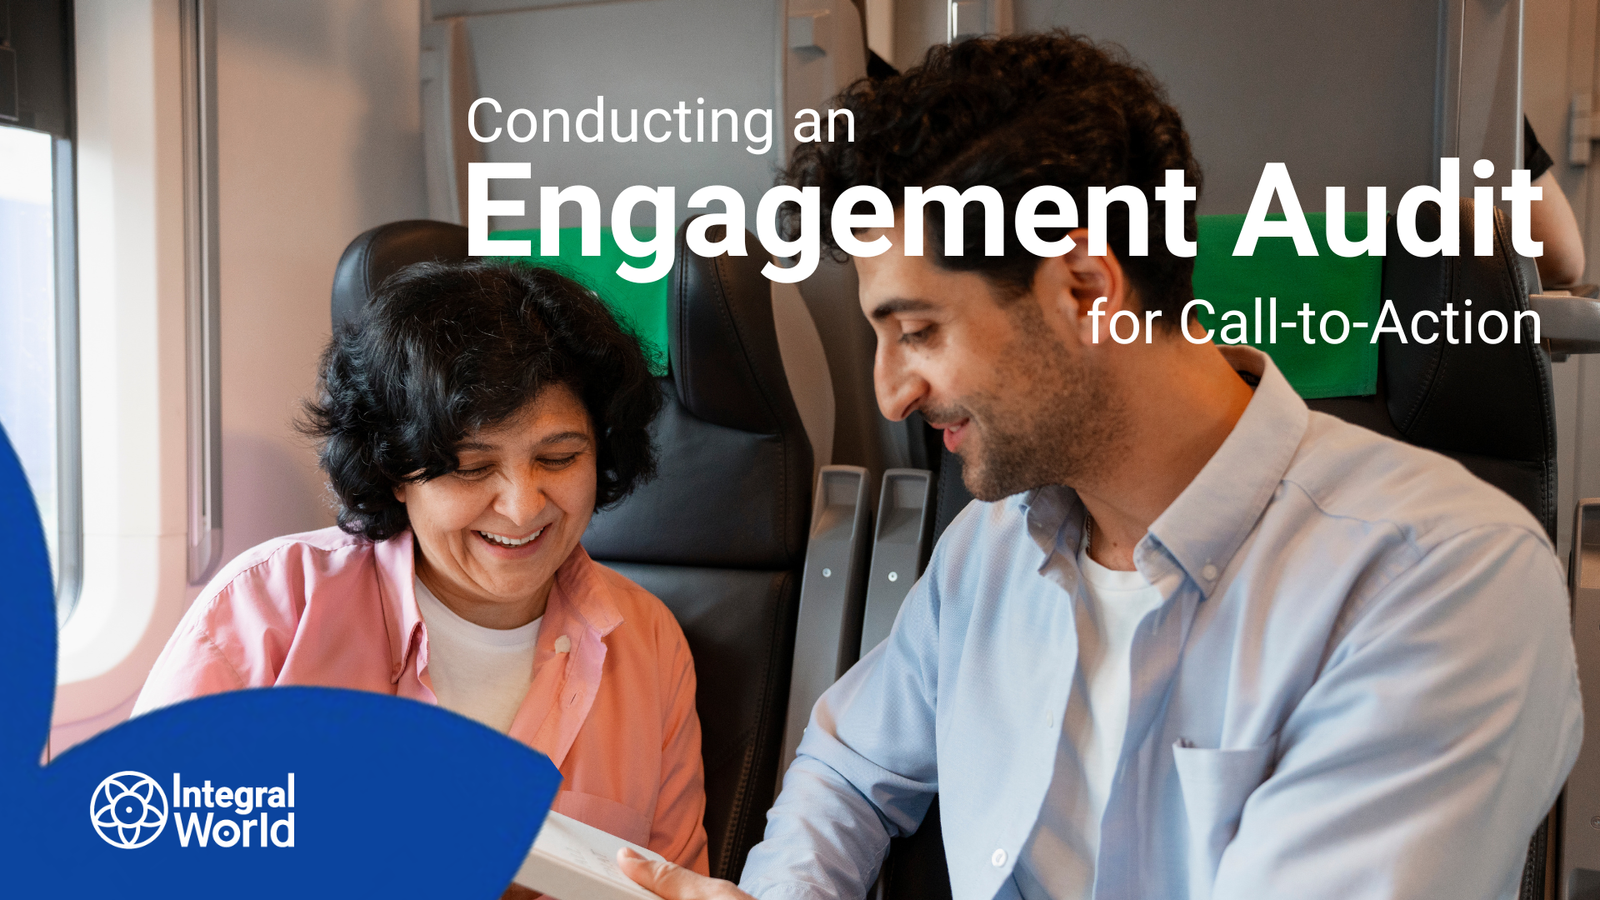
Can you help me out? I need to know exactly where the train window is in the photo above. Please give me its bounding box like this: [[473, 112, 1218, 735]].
[[0, 0, 81, 624], [0, 125, 61, 580]]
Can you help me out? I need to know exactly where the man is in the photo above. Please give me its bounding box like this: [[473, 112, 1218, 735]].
[[622, 31, 1582, 900]]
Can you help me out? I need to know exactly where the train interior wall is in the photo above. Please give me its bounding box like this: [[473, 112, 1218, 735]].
[[47, 0, 1600, 752]]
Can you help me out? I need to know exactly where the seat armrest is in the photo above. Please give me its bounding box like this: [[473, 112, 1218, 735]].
[[777, 466, 872, 785], [1531, 293, 1600, 360], [859, 469, 934, 659]]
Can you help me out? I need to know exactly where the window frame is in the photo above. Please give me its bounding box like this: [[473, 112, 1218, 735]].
[[2, 0, 83, 624]]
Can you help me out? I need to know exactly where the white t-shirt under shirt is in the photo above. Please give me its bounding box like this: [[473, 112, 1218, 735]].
[[413, 576, 540, 733], [1014, 539, 1167, 900]]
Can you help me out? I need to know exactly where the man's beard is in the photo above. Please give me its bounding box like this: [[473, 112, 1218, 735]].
[[933, 325, 1126, 502]]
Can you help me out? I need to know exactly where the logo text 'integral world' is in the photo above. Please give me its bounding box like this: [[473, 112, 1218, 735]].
[[90, 771, 296, 849]]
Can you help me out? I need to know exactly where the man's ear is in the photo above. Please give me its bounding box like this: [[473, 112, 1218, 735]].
[[1035, 228, 1133, 346]]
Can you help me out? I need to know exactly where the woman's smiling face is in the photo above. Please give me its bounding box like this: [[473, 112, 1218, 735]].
[[396, 383, 598, 629]]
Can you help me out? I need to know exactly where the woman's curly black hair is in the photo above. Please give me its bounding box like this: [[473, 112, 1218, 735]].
[[300, 261, 662, 542], [784, 30, 1201, 325]]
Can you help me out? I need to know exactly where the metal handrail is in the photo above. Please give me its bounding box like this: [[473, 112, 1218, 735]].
[[181, 0, 222, 585]]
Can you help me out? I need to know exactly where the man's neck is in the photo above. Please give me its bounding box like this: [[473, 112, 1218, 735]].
[[1076, 341, 1255, 571]]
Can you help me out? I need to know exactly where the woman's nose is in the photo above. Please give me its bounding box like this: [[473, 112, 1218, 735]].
[[495, 468, 548, 528]]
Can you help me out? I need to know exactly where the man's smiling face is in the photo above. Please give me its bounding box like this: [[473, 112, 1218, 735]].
[[855, 221, 1126, 501]]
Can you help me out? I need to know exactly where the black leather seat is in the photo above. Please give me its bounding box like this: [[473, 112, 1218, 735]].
[[883, 199, 1557, 900], [331, 219, 469, 331], [331, 218, 812, 880]]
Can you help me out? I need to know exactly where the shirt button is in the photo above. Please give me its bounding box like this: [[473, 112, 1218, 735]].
[[1201, 564, 1219, 581], [992, 849, 1007, 867], [554, 635, 572, 653], [1044, 713, 1055, 730]]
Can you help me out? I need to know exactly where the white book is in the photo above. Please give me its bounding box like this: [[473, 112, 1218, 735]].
[[514, 811, 667, 900]]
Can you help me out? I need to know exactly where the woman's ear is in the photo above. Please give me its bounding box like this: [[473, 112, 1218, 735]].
[[393, 484, 408, 504]]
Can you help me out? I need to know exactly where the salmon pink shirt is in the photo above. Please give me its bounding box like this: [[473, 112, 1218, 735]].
[[135, 526, 710, 873]]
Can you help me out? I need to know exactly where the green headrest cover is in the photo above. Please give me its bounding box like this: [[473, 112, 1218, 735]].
[[1191, 213, 1382, 399], [488, 218, 1383, 400], [486, 228, 670, 376]]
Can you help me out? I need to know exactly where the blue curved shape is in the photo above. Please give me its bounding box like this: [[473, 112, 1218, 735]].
[[0, 424, 562, 897], [0, 420, 57, 775]]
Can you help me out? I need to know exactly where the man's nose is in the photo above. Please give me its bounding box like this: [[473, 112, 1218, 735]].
[[874, 346, 925, 423]]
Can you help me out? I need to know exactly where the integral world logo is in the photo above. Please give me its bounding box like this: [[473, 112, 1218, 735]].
[[90, 771, 168, 849], [89, 771, 296, 849]]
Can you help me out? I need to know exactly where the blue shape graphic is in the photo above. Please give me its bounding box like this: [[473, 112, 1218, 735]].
[[0, 424, 561, 896]]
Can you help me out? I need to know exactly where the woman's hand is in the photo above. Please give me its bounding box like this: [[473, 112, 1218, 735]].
[[617, 847, 756, 900]]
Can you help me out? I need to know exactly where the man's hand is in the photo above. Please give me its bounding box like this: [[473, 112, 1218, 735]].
[[617, 847, 757, 900]]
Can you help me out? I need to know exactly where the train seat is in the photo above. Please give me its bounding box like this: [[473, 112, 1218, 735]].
[[330, 218, 813, 880]]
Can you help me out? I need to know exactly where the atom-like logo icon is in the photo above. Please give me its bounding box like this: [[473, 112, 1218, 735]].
[[89, 771, 168, 849]]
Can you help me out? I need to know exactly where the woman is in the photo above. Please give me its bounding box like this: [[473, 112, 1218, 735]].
[[134, 262, 708, 873]]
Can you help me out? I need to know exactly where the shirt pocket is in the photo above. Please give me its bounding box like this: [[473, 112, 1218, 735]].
[[1172, 736, 1279, 899], [549, 790, 652, 849]]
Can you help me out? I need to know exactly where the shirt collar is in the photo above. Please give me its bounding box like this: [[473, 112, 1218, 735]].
[[372, 530, 425, 684], [547, 544, 624, 638], [371, 533, 626, 685], [1145, 346, 1308, 597], [1020, 485, 1083, 563], [1016, 346, 1307, 598]]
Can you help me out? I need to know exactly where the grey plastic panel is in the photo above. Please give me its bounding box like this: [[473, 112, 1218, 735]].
[[458, 0, 781, 231], [778, 465, 872, 784], [783, 0, 906, 492], [1532, 294, 1600, 359], [1570, 868, 1600, 900], [859, 469, 933, 658], [771, 280, 836, 480], [1005, 0, 1443, 214], [784, 0, 866, 163], [419, 15, 483, 225], [1562, 499, 1600, 900], [433, 0, 615, 15], [796, 256, 909, 486]]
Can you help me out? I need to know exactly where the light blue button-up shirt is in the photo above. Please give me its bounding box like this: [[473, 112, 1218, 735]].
[[740, 347, 1582, 900]]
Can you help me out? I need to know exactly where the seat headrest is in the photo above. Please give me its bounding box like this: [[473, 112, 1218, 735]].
[[330, 219, 468, 332], [583, 219, 813, 568], [1379, 199, 1553, 465], [668, 222, 799, 433]]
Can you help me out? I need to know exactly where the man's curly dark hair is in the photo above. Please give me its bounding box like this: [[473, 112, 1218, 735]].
[[300, 262, 662, 542], [785, 30, 1201, 324]]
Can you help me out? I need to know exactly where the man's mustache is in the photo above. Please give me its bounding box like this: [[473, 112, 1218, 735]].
[[919, 403, 973, 428]]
